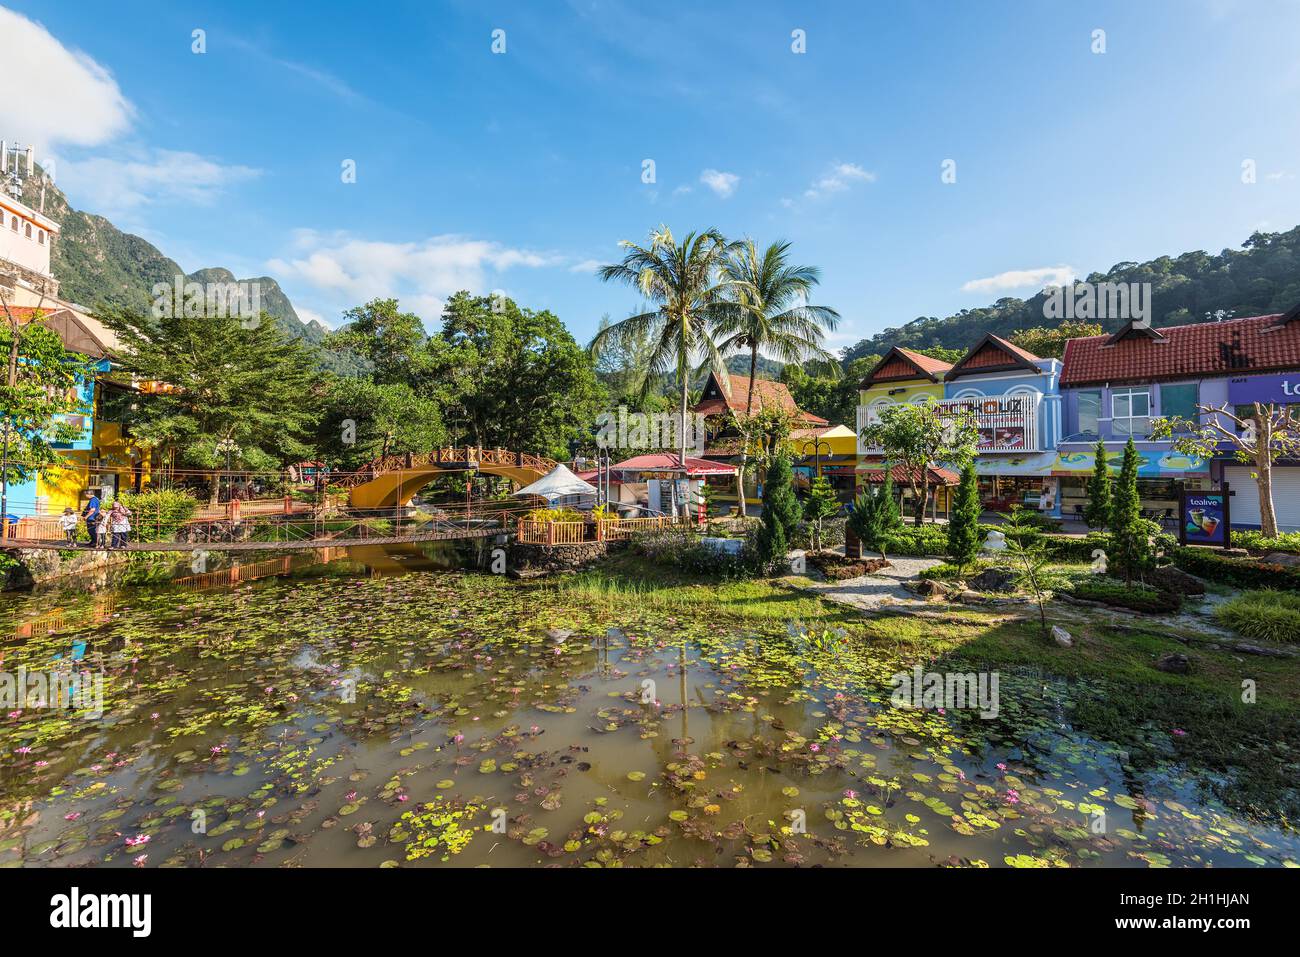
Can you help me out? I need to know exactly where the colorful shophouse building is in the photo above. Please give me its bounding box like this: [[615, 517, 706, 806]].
[[1057, 311, 1300, 530], [935, 334, 1065, 516], [855, 346, 955, 513]]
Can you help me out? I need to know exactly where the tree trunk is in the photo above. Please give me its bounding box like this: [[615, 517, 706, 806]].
[[735, 344, 760, 518], [1255, 408, 1278, 538], [914, 478, 929, 526]]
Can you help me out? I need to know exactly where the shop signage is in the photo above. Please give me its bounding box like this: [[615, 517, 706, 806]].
[[1179, 484, 1231, 548], [1228, 374, 1299, 406]]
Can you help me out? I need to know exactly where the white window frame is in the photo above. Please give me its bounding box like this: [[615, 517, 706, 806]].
[[1111, 388, 1151, 436]]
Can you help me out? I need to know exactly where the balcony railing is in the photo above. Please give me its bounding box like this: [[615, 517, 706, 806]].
[[856, 395, 1042, 455]]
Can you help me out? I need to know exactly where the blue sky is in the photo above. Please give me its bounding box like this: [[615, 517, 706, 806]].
[[3, 0, 1299, 352]]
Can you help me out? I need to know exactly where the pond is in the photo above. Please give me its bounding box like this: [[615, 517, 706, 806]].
[[0, 544, 1295, 868]]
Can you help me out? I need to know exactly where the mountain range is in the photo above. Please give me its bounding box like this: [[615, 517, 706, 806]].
[[842, 227, 1300, 363], [16, 168, 362, 374]]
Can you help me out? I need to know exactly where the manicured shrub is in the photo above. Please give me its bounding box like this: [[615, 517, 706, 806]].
[[1232, 530, 1300, 555], [1071, 576, 1182, 613], [630, 527, 756, 578], [881, 524, 949, 556], [1042, 532, 1112, 562], [1214, 590, 1300, 643], [920, 560, 989, 581], [1172, 547, 1300, 591]]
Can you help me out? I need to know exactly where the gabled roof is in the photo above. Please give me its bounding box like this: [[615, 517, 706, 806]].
[[860, 346, 952, 386], [609, 453, 736, 476], [692, 370, 828, 425], [945, 333, 1042, 380], [1060, 311, 1300, 387], [2, 304, 118, 359]]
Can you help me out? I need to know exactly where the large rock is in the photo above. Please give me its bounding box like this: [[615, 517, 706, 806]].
[[907, 578, 950, 599], [1155, 652, 1192, 674], [1051, 625, 1073, 648], [969, 567, 1018, 593], [1148, 564, 1206, 596]]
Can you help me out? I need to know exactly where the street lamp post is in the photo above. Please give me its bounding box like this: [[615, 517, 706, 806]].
[[216, 437, 241, 505], [812, 438, 833, 478]]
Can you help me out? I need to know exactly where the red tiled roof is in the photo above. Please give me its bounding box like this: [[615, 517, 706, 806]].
[[947, 334, 1042, 379], [862, 346, 953, 385], [609, 453, 736, 476], [856, 460, 961, 485], [692, 371, 828, 425], [1060, 312, 1300, 386]]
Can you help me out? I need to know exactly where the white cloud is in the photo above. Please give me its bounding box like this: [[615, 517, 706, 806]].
[[699, 169, 739, 198], [569, 259, 602, 274], [803, 162, 876, 200], [0, 7, 134, 153], [55, 149, 260, 214], [961, 265, 1076, 295], [268, 232, 563, 325]]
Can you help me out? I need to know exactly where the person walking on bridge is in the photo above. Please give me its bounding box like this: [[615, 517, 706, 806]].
[[81, 492, 101, 548], [109, 501, 132, 550]]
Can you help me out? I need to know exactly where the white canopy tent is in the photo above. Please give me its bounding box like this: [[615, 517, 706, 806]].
[[511, 463, 598, 505]]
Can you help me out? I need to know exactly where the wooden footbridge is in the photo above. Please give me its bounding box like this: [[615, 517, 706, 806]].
[[339, 447, 558, 509], [1, 503, 527, 553]]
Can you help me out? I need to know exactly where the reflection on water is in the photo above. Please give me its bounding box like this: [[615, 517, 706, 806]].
[[0, 544, 1295, 868]]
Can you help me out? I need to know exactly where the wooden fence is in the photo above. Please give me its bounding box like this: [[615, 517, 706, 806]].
[[515, 515, 674, 546]]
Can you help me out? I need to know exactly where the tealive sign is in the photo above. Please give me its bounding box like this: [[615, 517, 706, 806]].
[[1228, 374, 1300, 405]]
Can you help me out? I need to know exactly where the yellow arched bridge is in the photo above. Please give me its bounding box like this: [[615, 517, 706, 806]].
[[338, 447, 558, 509]]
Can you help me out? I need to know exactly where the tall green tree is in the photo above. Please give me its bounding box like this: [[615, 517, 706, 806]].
[[1084, 439, 1112, 530], [947, 460, 982, 573], [1009, 321, 1103, 359], [328, 298, 432, 387], [316, 377, 445, 470], [591, 226, 737, 472], [0, 304, 97, 515], [99, 299, 321, 502], [427, 292, 603, 459]]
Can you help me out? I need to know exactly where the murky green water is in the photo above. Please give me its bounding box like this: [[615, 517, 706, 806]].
[[0, 545, 1295, 868]]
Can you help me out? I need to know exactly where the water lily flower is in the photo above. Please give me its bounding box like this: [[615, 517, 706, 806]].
[[15, 746, 31, 755], [996, 762, 1007, 772], [125, 834, 151, 846], [1172, 729, 1187, 737], [63, 812, 81, 821]]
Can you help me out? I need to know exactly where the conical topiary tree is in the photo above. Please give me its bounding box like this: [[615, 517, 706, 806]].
[[947, 460, 982, 574], [756, 452, 800, 571], [803, 474, 840, 553], [1084, 439, 1112, 530], [1109, 438, 1149, 584]]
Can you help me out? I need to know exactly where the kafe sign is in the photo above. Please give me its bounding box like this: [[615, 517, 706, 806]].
[[1228, 374, 1299, 406]]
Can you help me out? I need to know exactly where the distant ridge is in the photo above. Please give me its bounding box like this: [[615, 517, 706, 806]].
[[843, 228, 1300, 363]]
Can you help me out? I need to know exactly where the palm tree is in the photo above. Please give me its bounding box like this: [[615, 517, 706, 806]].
[[590, 226, 738, 494], [712, 239, 841, 512]]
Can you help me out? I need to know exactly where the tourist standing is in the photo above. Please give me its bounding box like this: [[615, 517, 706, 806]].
[[109, 501, 131, 550], [59, 507, 78, 546], [81, 491, 101, 548]]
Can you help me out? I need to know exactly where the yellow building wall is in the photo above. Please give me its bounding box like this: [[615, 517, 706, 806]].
[[91, 420, 152, 498], [35, 451, 89, 513], [856, 379, 946, 492]]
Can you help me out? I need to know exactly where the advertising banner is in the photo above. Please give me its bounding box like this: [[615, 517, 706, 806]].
[[1228, 374, 1300, 406], [1180, 485, 1231, 547]]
